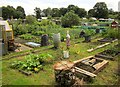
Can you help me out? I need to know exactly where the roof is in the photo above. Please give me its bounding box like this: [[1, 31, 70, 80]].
[[0, 20, 12, 31], [111, 21, 118, 24]]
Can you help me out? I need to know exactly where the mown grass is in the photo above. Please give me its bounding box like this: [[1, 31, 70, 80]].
[[2, 36, 119, 85]]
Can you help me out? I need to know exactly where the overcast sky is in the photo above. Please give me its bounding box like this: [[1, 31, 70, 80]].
[[1, 0, 120, 15]]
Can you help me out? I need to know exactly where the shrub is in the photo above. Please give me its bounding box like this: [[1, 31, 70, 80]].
[[26, 15, 37, 24], [102, 28, 119, 39], [61, 10, 80, 27], [17, 24, 28, 35]]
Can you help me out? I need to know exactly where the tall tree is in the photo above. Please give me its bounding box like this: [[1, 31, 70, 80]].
[[43, 7, 52, 17], [93, 2, 108, 18], [16, 6, 26, 19], [75, 7, 87, 18], [51, 8, 60, 17], [108, 8, 114, 14], [88, 9, 95, 17], [67, 5, 77, 12], [67, 5, 87, 18], [59, 7, 67, 16], [2, 6, 9, 20], [61, 10, 80, 27], [34, 7, 41, 19], [2, 5, 16, 20]]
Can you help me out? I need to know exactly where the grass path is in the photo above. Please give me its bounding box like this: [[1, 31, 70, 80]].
[[2, 37, 119, 85]]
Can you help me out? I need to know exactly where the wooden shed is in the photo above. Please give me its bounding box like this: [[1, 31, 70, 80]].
[[111, 21, 118, 28]]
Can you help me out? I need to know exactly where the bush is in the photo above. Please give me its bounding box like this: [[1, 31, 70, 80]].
[[61, 10, 80, 27], [102, 28, 119, 39], [26, 15, 37, 24], [16, 24, 28, 35]]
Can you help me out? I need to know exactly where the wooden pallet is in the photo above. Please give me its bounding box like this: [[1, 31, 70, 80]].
[[75, 67, 97, 78]]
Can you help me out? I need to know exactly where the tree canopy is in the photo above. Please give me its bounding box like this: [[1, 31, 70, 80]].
[[61, 10, 80, 27], [1, 3, 119, 20], [2, 5, 26, 20], [93, 2, 108, 18], [34, 7, 41, 19]]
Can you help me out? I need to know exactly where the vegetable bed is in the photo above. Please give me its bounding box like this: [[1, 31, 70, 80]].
[[10, 53, 53, 75], [95, 50, 120, 60], [98, 38, 115, 43]]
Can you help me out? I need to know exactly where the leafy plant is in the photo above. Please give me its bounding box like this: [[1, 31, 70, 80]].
[[10, 53, 53, 73], [102, 28, 119, 39]]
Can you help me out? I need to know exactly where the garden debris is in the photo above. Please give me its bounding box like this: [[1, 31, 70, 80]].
[[53, 61, 76, 85], [93, 59, 108, 70], [75, 67, 96, 78], [53, 61, 74, 71], [53, 56, 109, 85], [87, 42, 110, 52], [19, 70, 32, 76], [16, 43, 32, 51], [73, 56, 109, 74]]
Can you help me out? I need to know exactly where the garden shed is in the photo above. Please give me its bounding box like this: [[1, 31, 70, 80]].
[[111, 21, 118, 28]]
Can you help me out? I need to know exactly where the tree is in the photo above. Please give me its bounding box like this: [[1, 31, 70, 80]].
[[67, 5, 87, 18], [61, 10, 80, 27], [2, 6, 9, 20], [2, 5, 16, 20], [75, 7, 87, 18], [2, 5, 26, 20], [67, 5, 77, 12], [43, 7, 52, 17], [34, 7, 41, 19], [108, 8, 114, 14], [93, 2, 108, 18], [26, 15, 37, 24], [51, 8, 60, 17], [59, 7, 67, 16], [16, 6, 26, 19], [88, 9, 95, 18]]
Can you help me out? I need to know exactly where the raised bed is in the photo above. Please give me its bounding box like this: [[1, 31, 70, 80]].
[[87, 42, 110, 52], [95, 49, 120, 60], [98, 38, 116, 43]]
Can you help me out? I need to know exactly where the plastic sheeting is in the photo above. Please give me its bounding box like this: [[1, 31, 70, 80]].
[[25, 42, 41, 47]]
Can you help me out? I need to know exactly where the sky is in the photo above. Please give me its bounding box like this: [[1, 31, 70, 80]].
[[1, 0, 120, 15]]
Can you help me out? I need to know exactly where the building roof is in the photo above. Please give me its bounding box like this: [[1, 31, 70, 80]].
[[111, 21, 118, 24], [0, 20, 12, 31]]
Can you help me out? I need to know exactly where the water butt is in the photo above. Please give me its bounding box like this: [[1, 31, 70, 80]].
[[41, 34, 49, 46], [53, 33, 61, 49], [95, 28, 100, 34], [84, 35, 91, 42]]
